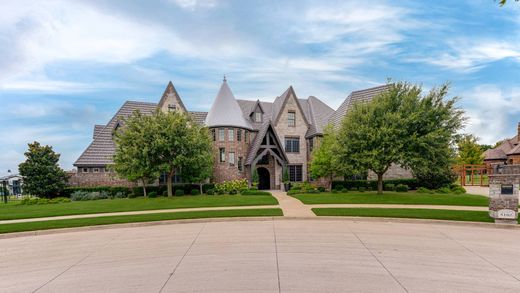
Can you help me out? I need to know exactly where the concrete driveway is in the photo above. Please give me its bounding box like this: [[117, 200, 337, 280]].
[[2, 219, 520, 292]]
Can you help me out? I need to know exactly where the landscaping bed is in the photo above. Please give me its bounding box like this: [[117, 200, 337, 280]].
[[0, 208, 283, 234], [291, 191, 489, 206], [312, 208, 495, 223], [0, 195, 278, 221]]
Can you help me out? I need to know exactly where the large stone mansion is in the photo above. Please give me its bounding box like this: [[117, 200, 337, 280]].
[[71, 79, 411, 189]]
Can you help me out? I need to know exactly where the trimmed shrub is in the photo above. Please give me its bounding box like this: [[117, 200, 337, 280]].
[[229, 189, 238, 195], [191, 189, 200, 196], [215, 179, 248, 194], [436, 187, 451, 194], [416, 187, 433, 194], [317, 186, 326, 192], [358, 187, 366, 192], [175, 189, 184, 196], [341, 188, 349, 193], [161, 190, 168, 197], [395, 184, 409, 192], [332, 178, 419, 191], [384, 184, 395, 191], [331, 189, 338, 194], [206, 189, 214, 195], [148, 191, 157, 198], [217, 189, 225, 195], [450, 185, 466, 194], [350, 187, 358, 191]]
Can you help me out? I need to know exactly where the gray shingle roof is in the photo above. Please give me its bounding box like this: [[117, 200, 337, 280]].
[[74, 101, 158, 167], [205, 80, 252, 129], [329, 84, 392, 127], [305, 96, 335, 137], [189, 111, 208, 125], [93, 125, 104, 139], [484, 135, 519, 160]]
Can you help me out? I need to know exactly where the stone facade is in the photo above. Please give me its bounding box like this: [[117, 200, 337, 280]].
[[367, 164, 414, 180], [274, 91, 309, 183], [68, 169, 136, 187], [488, 165, 520, 224], [211, 127, 252, 183]]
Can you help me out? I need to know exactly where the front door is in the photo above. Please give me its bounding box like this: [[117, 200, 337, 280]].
[[257, 167, 270, 190]]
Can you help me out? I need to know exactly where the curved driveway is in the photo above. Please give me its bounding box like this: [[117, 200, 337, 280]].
[[2, 218, 520, 292]]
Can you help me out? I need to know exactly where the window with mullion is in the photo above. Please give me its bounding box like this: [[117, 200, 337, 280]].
[[288, 165, 302, 182], [285, 137, 300, 153]]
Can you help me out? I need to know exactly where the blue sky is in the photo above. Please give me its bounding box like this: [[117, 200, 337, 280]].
[[0, 0, 519, 175]]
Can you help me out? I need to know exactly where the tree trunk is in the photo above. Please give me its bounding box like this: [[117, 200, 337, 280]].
[[377, 173, 384, 195], [167, 171, 174, 197], [141, 178, 147, 197], [329, 174, 333, 191], [199, 183, 203, 195]]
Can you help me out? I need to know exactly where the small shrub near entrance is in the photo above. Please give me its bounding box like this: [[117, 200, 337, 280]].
[[417, 187, 434, 193], [191, 189, 200, 196], [206, 189, 214, 195], [384, 184, 395, 191], [175, 190, 185, 196], [395, 184, 409, 192], [214, 179, 248, 194], [148, 192, 157, 198]]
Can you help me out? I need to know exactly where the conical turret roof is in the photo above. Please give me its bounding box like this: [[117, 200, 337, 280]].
[[205, 79, 251, 129]]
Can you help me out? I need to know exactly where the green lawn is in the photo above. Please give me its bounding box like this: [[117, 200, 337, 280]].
[[312, 208, 494, 223], [0, 208, 283, 234], [291, 191, 489, 206], [0, 195, 278, 221]]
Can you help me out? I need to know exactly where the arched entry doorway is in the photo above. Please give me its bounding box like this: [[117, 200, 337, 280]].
[[257, 167, 270, 190]]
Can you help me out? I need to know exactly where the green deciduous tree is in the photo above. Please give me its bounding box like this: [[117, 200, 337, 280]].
[[113, 111, 159, 197], [337, 82, 464, 194], [456, 134, 484, 165], [310, 125, 347, 191], [18, 142, 68, 198], [151, 110, 213, 197]]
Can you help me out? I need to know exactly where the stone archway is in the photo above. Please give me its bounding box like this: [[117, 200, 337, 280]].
[[257, 167, 270, 190]]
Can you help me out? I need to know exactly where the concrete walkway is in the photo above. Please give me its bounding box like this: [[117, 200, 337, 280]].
[[3, 218, 520, 292], [269, 190, 315, 217]]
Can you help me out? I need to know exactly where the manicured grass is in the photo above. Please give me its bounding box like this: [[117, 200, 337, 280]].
[[291, 191, 489, 206], [0, 208, 283, 234], [312, 208, 494, 223], [0, 195, 278, 221]]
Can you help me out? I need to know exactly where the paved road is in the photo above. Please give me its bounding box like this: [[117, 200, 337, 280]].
[[2, 218, 520, 292]]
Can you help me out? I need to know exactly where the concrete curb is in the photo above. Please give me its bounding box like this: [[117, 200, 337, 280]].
[[1, 215, 518, 240]]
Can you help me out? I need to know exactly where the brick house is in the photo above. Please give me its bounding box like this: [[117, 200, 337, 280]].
[[72, 79, 411, 189], [484, 123, 520, 166]]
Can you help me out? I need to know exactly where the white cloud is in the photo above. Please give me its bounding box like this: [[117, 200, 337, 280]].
[[412, 40, 520, 72], [168, 0, 217, 10], [462, 85, 520, 144]]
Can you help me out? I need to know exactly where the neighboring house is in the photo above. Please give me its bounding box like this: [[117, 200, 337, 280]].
[[484, 122, 520, 166], [0, 174, 23, 196], [72, 79, 411, 189]]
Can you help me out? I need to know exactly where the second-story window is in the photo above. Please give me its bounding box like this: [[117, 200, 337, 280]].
[[288, 111, 296, 127], [219, 128, 225, 141], [285, 137, 300, 153], [211, 129, 216, 141], [229, 151, 235, 166], [228, 129, 234, 142], [219, 148, 226, 162], [255, 112, 262, 123], [309, 138, 314, 152], [237, 129, 242, 141]]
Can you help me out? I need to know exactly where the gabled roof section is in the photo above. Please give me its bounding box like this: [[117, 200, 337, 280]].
[[74, 101, 157, 166], [157, 81, 188, 112], [329, 84, 392, 127], [305, 96, 335, 137], [484, 135, 518, 160], [205, 80, 252, 129], [245, 121, 288, 165], [271, 86, 310, 126], [93, 124, 104, 139], [250, 100, 265, 115], [189, 111, 208, 125]]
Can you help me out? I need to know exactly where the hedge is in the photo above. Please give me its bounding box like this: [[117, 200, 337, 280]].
[[332, 179, 419, 191], [62, 183, 216, 198]]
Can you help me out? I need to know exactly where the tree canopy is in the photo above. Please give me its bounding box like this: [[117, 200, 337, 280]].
[[18, 141, 68, 198], [113, 110, 213, 197], [113, 111, 160, 197], [455, 134, 484, 165], [310, 125, 348, 190], [336, 82, 464, 194]]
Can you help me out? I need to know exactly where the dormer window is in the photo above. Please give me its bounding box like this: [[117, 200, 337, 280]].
[[168, 104, 176, 112], [255, 112, 262, 123]]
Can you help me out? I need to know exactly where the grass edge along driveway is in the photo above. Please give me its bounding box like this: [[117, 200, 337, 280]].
[[291, 191, 489, 206], [0, 195, 279, 221], [0, 208, 283, 234], [312, 208, 497, 223]]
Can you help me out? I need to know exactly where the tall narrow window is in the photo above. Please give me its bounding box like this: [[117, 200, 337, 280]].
[[245, 130, 249, 142], [219, 128, 225, 141], [238, 157, 243, 171], [228, 129, 234, 142], [211, 129, 216, 141], [219, 148, 226, 162], [285, 137, 300, 153], [255, 112, 262, 122], [229, 151, 235, 166], [288, 111, 296, 127], [288, 165, 303, 182], [237, 129, 242, 141], [309, 138, 314, 152]]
